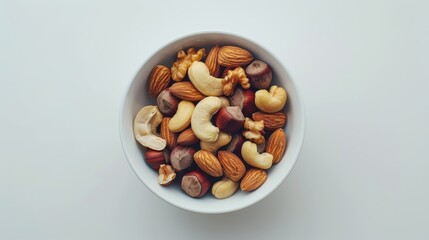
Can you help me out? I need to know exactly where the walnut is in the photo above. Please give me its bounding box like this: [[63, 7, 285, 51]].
[[171, 48, 205, 81], [243, 117, 265, 145], [221, 67, 251, 96], [244, 117, 264, 132], [243, 130, 265, 144]]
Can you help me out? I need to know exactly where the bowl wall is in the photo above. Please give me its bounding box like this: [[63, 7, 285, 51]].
[[120, 32, 305, 214]]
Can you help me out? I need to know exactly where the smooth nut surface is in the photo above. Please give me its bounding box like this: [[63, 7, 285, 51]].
[[200, 131, 231, 153], [133, 105, 166, 151], [188, 61, 224, 96], [255, 85, 287, 113], [169, 101, 195, 132], [191, 97, 222, 142], [241, 141, 273, 169], [212, 178, 239, 199]]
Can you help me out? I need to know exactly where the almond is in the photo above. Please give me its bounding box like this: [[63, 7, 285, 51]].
[[194, 150, 223, 177], [218, 46, 253, 68], [252, 111, 287, 131], [266, 128, 287, 164], [169, 82, 205, 101], [177, 128, 199, 145], [160, 117, 177, 150], [240, 168, 267, 192], [205, 45, 220, 77], [217, 151, 246, 182], [149, 65, 171, 98]]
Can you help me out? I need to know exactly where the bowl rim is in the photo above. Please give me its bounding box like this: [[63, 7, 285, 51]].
[[119, 31, 306, 214]]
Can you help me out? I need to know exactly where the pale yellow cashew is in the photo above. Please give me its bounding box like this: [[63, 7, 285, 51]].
[[169, 101, 195, 132], [133, 105, 166, 151], [212, 177, 239, 199], [188, 61, 224, 96], [218, 96, 230, 107], [200, 132, 232, 153], [241, 141, 273, 169], [191, 96, 222, 142], [255, 85, 287, 113]]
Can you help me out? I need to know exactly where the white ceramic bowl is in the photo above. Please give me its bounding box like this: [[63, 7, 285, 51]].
[[119, 32, 305, 214]]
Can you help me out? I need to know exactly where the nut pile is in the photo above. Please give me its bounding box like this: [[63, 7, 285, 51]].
[[134, 45, 287, 199]]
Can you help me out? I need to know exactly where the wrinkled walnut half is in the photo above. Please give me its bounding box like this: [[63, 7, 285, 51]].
[[243, 130, 265, 144], [244, 117, 264, 132], [221, 67, 251, 96], [171, 48, 205, 81]]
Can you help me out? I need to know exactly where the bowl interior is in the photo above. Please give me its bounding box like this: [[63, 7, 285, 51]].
[[120, 32, 305, 213]]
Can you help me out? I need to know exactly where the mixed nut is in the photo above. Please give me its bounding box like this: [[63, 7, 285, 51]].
[[134, 45, 287, 199]]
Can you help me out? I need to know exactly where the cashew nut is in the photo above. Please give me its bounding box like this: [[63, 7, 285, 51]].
[[133, 105, 166, 151], [241, 141, 273, 169], [191, 96, 222, 142], [218, 96, 230, 107], [255, 85, 287, 113], [169, 101, 195, 132], [212, 177, 239, 199], [200, 132, 232, 153], [188, 61, 224, 96]]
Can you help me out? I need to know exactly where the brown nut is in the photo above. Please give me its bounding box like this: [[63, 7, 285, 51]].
[[170, 146, 195, 172], [160, 117, 177, 150], [169, 82, 206, 101], [215, 106, 245, 133], [240, 168, 267, 191], [181, 170, 210, 198], [205, 45, 220, 77], [266, 128, 287, 164], [177, 128, 199, 145], [157, 88, 179, 117], [245, 60, 272, 89], [149, 65, 171, 98], [217, 151, 246, 182], [252, 111, 287, 131], [218, 46, 253, 68], [157, 164, 176, 186], [229, 88, 257, 117], [225, 134, 245, 157], [144, 149, 168, 170], [193, 150, 223, 177]]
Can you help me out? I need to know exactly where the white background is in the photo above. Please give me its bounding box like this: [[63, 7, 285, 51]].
[[1, 0, 428, 239]]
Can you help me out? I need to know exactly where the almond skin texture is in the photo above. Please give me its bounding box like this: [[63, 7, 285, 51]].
[[217, 151, 246, 182], [149, 65, 171, 98], [240, 168, 267, 192], [205, 45, 220, 77], [252, 111, 287, 131], [160, 117, 177, 150], [218, 46, 253, 68], [266, 128, 287, 164], [194, 150, 223, 177], [169, 82, 205, 101], [177, 128, 199, 145]]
